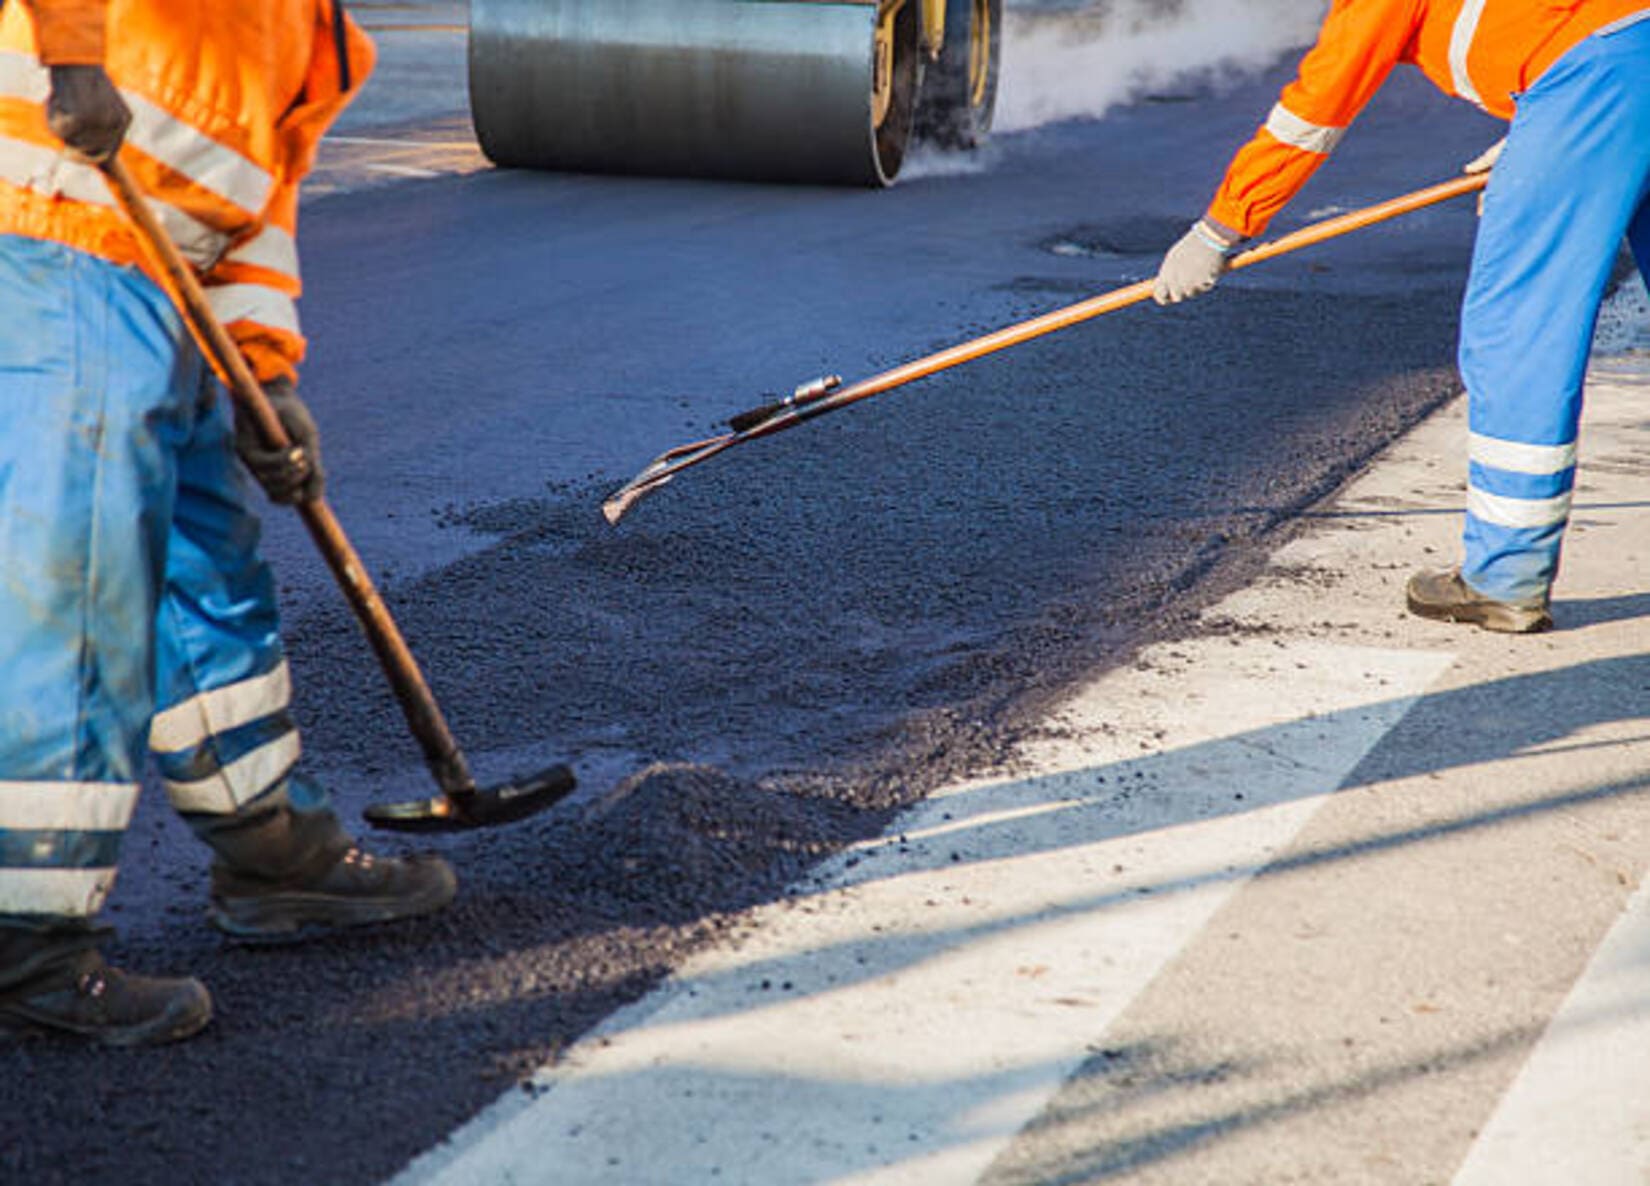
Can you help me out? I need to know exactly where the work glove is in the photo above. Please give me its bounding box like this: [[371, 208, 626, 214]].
[[1153, 218, 1241, 306], [46, 64, 131, 163], [234, 378, 325, 505], [1462, 137, 1504, 176], [1463, 137, 1504, 216]]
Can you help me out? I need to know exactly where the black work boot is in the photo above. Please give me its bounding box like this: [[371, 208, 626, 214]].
[[0, 927, 210, 1047], [1406, 568, 1553, 634], [209, 839, 456, 940], [210, 846, 456, 939], [202, 789, 457, 939]]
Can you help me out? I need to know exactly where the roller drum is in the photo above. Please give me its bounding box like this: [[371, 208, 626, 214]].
[[470, 0, 920, 186]]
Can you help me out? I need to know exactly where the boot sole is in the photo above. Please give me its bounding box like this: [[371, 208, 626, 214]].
[[1406, 591, 1553, 634], [208, 876, 457, 941]]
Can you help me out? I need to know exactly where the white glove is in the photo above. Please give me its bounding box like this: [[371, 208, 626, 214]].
[[1463, 137, 1504, 216], [1153, 219, 1240, 306], [1462, 138, 1504, 174]]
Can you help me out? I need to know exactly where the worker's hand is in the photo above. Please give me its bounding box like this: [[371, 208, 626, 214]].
[[234, 378, 325, 505], [1462, 138, 1504, 175], [46, 65, 131, 163], [1463, 137, 1504, 216], [1153, 219, 1240, 306]]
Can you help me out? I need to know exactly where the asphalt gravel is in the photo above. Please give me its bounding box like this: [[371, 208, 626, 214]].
[[0, 54, 1499, 1186]]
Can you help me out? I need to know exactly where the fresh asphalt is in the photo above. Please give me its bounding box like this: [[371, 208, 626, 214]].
[[0, 14, 1511, 1185]]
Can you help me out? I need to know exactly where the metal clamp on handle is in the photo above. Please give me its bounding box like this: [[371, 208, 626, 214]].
[[727, 374, 844, 433], [787, 374, 843, 411]]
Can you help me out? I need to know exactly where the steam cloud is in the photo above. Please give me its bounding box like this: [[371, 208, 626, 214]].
[[995, 0, 1329, 133]]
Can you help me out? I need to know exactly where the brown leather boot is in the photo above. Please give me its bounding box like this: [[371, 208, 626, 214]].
[[0, 947, 210, 1047], [1406, 568, 1552, 634]]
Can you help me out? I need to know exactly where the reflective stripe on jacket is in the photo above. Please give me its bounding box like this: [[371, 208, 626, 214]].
[[0, 2, 375, 383], [1207, 0, 1650, 239]]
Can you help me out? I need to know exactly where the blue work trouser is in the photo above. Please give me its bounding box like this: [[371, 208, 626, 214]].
[[1459, 15, 1650, 601], [0, 237, 324, 924]]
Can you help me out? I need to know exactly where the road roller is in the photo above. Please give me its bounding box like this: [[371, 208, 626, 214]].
[[468, 0, 1003, 186]]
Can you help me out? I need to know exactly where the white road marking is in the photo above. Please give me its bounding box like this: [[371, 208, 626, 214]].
[[1451, 876, 1650, 1186], [364, 163, 443, 179], [393, 641, 1452, 1186], [324, 136, 477, 149]]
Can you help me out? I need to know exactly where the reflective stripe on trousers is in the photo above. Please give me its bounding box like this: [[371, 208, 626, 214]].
[[1458, 19, 1650, 602], [0, 237, 311, 920]]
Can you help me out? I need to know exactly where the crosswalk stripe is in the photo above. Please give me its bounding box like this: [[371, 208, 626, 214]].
[[394, 641, 1453, 1186], [1451, 875, 1650, 1185]]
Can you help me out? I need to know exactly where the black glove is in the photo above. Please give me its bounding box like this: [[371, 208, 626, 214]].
[[46, 64, 131, 163], [234, 378, 325, 505]]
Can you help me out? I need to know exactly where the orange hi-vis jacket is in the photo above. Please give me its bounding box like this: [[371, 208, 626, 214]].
[[1208, 0, 1650, 240], [0, 1, 375, 384]]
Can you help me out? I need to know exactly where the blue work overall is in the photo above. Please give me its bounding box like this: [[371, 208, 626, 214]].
[[0, 236, 325, 923], [1460, 14, 1650, 601]]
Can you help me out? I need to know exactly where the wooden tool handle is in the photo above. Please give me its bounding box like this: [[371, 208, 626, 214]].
[[101, 154, 477, 798]]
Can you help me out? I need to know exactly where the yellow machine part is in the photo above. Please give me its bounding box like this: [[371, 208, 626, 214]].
[[919, 0, 946, 58]]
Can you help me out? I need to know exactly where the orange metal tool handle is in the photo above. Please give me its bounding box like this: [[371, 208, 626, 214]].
[[1231, 172, 1488, 271], [819, 172, 1490, 411], [603, 170, 1490, 523]]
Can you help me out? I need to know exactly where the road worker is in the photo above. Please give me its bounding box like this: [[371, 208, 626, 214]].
[[0, 0, 457, 1047], [1154, 0, 1650, 633]]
